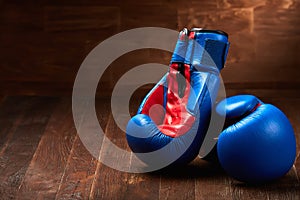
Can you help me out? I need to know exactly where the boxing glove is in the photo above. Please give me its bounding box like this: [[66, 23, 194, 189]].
[[215, 95, 296, 183], [126, 28, 230, 168]]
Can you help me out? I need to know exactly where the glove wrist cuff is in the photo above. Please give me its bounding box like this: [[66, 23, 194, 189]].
[[171, 28, 230, 72]]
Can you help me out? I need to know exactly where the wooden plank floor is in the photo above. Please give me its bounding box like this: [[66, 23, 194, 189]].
[[0, 95, 299, 200]]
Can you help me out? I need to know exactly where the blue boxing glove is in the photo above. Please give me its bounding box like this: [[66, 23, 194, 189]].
[[126, 28, 230, 169], [216, 95, 296, 183]]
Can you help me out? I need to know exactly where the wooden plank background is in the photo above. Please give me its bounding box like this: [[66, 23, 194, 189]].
[[0, 96, 299, 199], [0, 0, 300, 96]]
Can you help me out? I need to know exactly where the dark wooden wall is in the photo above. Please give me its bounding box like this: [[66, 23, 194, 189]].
[[1, 0, 300, 96]]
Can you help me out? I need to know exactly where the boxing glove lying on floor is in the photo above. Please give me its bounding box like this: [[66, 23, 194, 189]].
[[126, 28, 230, 167], [215, 95, 296, 183]]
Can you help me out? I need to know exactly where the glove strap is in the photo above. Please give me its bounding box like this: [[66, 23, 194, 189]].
[[171, 28, 189, 63], [188, 29, 230, 71]]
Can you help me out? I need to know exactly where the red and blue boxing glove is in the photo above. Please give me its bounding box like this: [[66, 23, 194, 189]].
[[126, 28, 230, 167]]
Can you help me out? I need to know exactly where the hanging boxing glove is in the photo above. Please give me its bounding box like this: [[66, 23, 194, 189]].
[[215, 95, 296, 183], [126, 28, 230, 168]]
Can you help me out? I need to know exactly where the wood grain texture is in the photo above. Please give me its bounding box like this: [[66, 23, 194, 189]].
[[0, 30, 113, 82], [0, 95, 299, 199], [44, 6, 120, 32], [16, 98, 76, 199], [44, 0, 171, 6], [89, 95, 161, 200], [126, 94, 161, 200], [177, 3, 253, 33], [0, 97, 58, 199], [54, 136, 97, 200], [254, 1, 300, 36], [216, 0, 267, 8], [0, 4, 44, 32], [89, 114, 130, 199], [193, 159, 232, 200], [159, 165, 196, 200], [1, 1, 300, 95], [44, 0, 122, 6], [90, 96, 133, 199], [120, 4, 177, 30], [101, 49, 171, 93], [225, 33, 256, 65], [54, 98, 110, 199], [0, 97, 34, 150]]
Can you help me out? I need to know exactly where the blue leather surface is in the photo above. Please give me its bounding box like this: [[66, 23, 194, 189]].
[[217, 95, 296, 182], [191, 32, 229, 71], [126, 90, 211, 165], [216, 95, 261, 119]]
